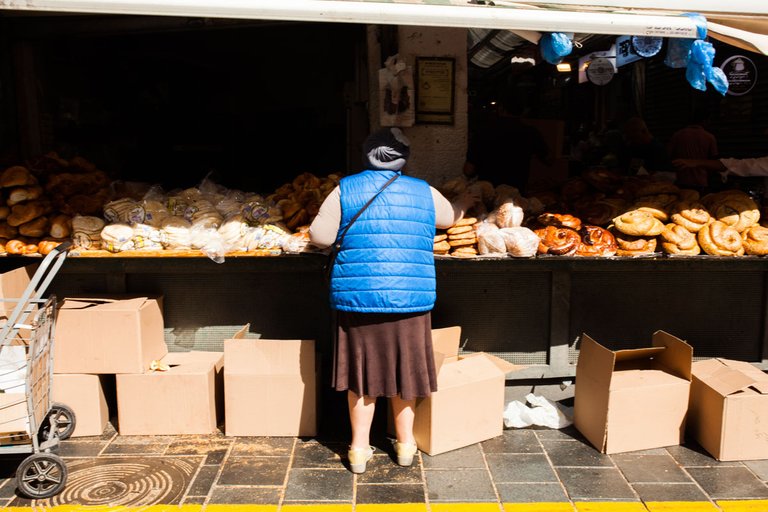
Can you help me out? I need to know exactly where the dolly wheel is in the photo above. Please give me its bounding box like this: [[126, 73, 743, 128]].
[[47, 403, 76, 440], [16, 453, 68, 499]]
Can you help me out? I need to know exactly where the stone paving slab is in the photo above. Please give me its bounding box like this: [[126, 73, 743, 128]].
[[0, 422, 765, 511]]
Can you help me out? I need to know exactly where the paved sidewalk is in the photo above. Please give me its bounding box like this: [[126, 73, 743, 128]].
[[0, 421, 766, 511]]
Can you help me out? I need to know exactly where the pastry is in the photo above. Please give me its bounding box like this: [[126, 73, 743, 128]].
[[660, 223, 700, 255], [447, 225, 473, 235], [454, 216, 478, 227], [7, 186, 43, 206], [613, 210, 665, 236], [447, 238, 477, 247], [433, 240, 451, 252], [537, 212, 582, 230], [0, 222, 18, 239], [575, 226, 617, 257], [38, 240, 61, 255], [711, 196, 760, 233], [434, 233, 448, 243], [49, 214, 73, 239], [5, 239, 24, 254], [448, 230, 477, 241], [741, 225, 768, 256], [7, 202, 46, 227], [670, 202, 711, 232], [534, 226, 580, 256], [697, 220, 744, 256]]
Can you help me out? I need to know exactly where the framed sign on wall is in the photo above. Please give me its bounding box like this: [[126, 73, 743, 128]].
[[415, 57, 455, 124]]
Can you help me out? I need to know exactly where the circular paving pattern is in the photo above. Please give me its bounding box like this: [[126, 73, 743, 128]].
[[25, 457, 199, 506]]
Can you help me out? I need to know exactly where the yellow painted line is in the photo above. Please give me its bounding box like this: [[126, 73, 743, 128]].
[[717, 500, 768, 512], [645, 502, 720, 512], [356, 504, 428, 512], [280, 505, 353, 512], [431, 504, 500, 512], [205, 506, 278, 512], [504, 503, 576, 511], [5, 507, 205, 512], [574, 504, 648, 512]]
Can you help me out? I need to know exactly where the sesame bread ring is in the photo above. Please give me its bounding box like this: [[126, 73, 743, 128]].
[[613, 210, 664, 236], [712, 196, 760, 233], [660, 223, 701, 255], [447, 225, 473, 235], [697, 221, 744, 256], [534, 226, 580, 256], [575, 225, 617, 257], [454, 217, 478, 227], [741, 225, 768, 256], [670, 202, 711, 232]]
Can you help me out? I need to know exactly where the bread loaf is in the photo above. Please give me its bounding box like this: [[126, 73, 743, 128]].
[[0, 166, 35, 188], [50, 214, 73, 239]]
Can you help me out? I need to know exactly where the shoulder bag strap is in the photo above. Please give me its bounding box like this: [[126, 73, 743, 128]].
[[334, 173, 399, 247]]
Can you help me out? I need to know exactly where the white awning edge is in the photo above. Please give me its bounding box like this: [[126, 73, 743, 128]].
[[709, 21, 768, 55], [0, 0, 701, 38]]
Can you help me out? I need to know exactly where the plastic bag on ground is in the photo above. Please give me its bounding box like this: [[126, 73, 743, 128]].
[[503, 393, 573, 429]]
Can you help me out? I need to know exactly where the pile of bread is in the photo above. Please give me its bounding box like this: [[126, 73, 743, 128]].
[[436, 172, 768, 258]]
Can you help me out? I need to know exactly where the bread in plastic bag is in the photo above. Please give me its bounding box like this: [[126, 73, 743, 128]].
[[499, 227, 539, 257], [476, 222, 506, 255], [495, 202, 525, 228]]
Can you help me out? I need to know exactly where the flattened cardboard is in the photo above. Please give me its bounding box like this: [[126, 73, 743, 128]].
[[688, 358, 768, 461], [411, 326, 523, 455], [224, 329, 316, 437], [53, 374, 110, 437], [0, 393, 29, 444], [116, 351, 223, 435], [574, 331, 693, 454], [54, 296, 167, 374]]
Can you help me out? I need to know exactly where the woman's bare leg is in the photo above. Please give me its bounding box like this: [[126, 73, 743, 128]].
[[348, 390, 376, 449], [390, 395, 416, 444]]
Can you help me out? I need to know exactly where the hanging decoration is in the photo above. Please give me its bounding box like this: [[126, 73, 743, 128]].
[[540, 33, 573, 65], [664, 13, 728, 95]]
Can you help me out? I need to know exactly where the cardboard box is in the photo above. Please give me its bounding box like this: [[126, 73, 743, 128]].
[[54, 296, 167, 374], [53, 374, 110, 437], [0, 264, 37, 318], [409, 326, 520, 456], [687, 358, 768, 461], [116, 351, 223, 435], [574, 331, 693, 454], [0, 393, 29, 445], [224, 327, 316, 436]]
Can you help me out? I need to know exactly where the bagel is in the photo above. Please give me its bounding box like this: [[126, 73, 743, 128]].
[[697, 221, 744, 256], [660, 223, 701, 255]]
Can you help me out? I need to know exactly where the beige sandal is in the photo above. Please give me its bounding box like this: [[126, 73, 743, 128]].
[[348, 446, 374, 474], [394, 441, 418, 467]]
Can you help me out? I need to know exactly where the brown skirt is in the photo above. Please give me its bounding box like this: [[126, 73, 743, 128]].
[[333, 311, 437, 400]]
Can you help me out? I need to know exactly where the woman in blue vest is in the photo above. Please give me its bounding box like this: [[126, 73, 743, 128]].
[[310, 127, 476, 473]]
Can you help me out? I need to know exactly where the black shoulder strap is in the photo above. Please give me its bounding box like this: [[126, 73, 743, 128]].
[[335, 173, 399, 246]]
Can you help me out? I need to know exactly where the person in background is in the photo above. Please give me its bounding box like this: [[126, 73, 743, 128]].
[[619, 117, 671, 175], [309, 127, 477, 474], [667, 109, 719, 190], [463, 95, 550, 194], [673, 152, 768, 201]]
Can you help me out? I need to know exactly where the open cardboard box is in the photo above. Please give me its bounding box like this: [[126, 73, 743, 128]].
[[574, 331, 693, 454], [408, 326, 523, 456], [54, 296, 167, 374], [688, 358, 768, 461], [224, 326, 317, 437], [116, 350, 223, 435], [0, 264, 37, 318]]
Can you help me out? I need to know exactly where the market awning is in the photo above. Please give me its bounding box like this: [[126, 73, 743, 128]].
[[1, 0, 767, 54]]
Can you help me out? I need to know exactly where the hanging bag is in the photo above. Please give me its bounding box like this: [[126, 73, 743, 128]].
[[323, 173, 399, 283]]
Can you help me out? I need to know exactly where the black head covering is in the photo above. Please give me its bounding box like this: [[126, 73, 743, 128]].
[[362, 127, 410, 171]]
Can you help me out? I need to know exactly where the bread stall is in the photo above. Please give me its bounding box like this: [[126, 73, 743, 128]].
[[0, 2, 766, 417]]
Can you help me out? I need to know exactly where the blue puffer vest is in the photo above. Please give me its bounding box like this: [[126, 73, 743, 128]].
[[331, 170, 437, 313]]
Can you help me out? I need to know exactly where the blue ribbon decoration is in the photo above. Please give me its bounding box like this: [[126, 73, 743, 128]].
[[540, 33, 573, 65]]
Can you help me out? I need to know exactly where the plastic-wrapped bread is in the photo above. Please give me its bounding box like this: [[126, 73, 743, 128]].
[[141, 200, 170, 227], [101, 223, 135, 253], [71, 215, 105, 249], [131, 223, 163, 250], [160, 216, 192, 250], [476, 222, 506, 255], [494, 202, 525, 228], [500, 227, 540, 257], [218, 215, 249, 251], [104, 197, 145, 224]]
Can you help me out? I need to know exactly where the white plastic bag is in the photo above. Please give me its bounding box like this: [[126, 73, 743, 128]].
[[503, 393, 573, 429]]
